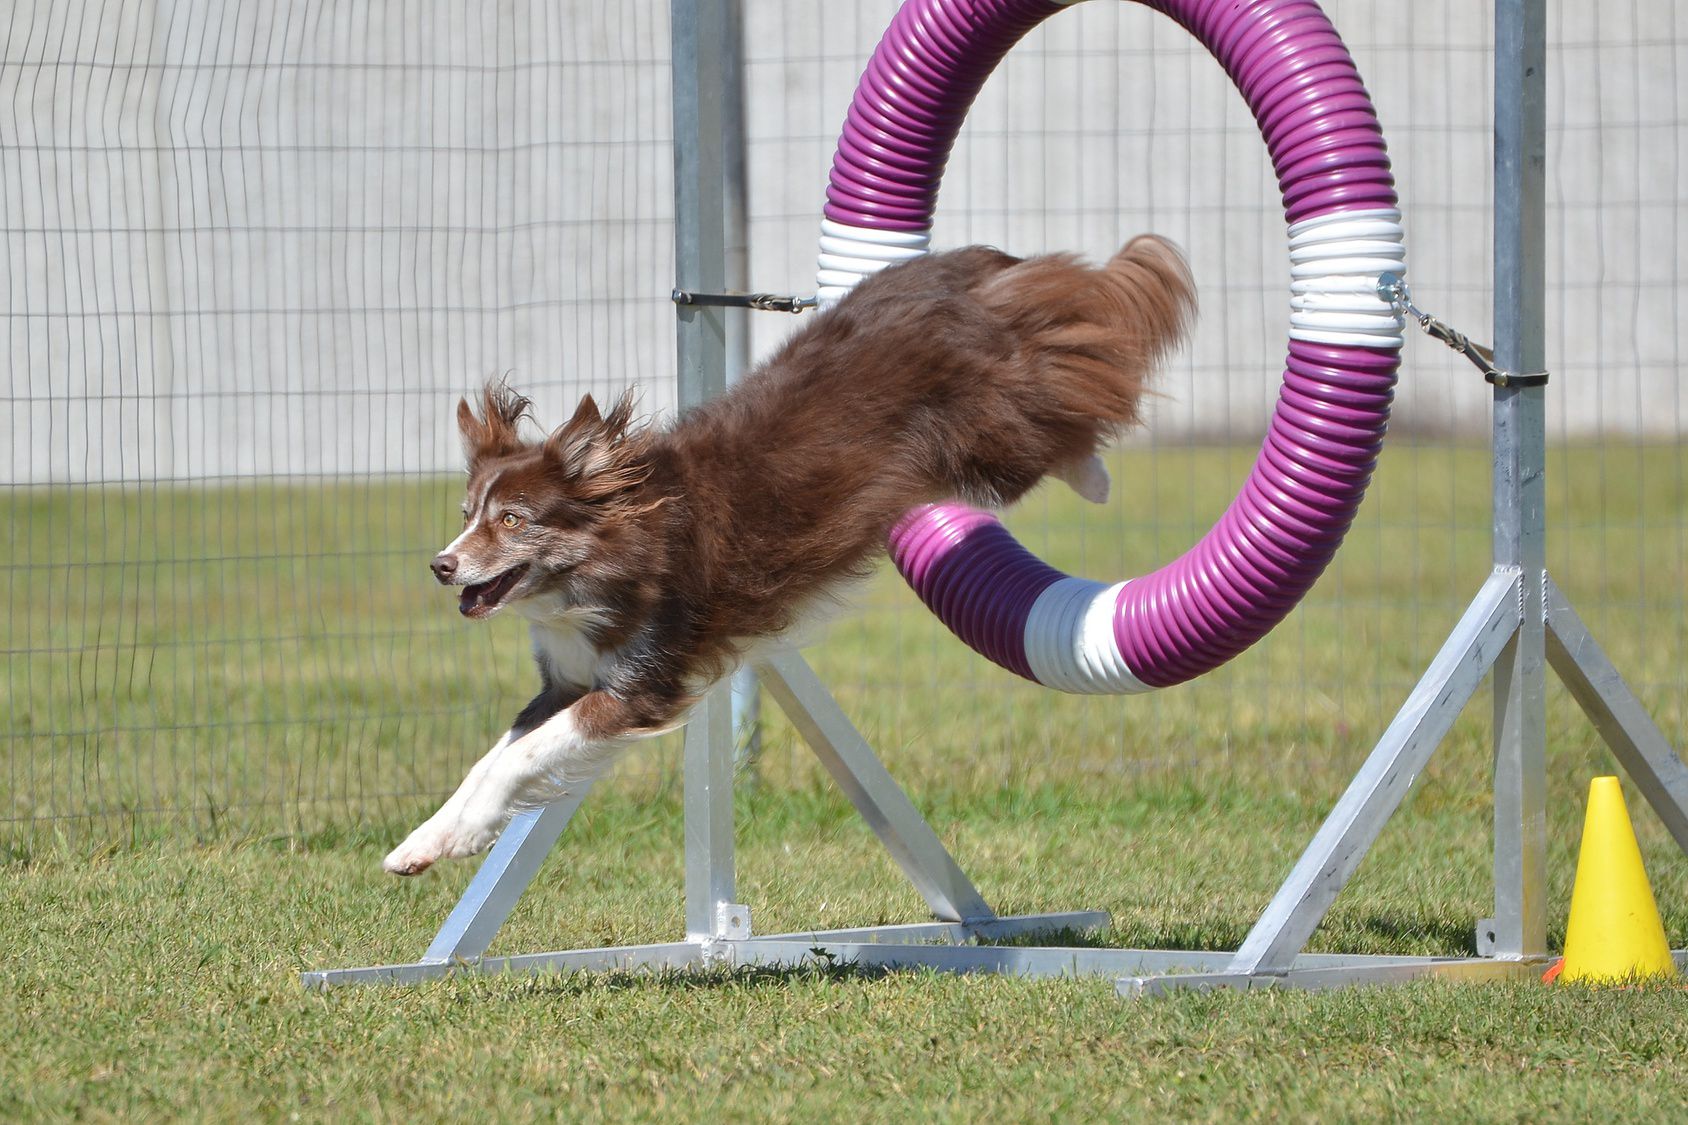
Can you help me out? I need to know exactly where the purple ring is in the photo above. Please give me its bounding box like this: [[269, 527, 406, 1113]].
[[833, 0, 1399, 690]]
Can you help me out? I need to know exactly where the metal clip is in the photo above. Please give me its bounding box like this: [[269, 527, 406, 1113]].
[[1376, 273, 1548, 388], [672, 289, 818, 314]]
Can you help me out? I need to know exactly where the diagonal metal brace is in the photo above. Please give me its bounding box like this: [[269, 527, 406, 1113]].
[[1376, 273, 1548, 388], [1227, 569, 1523, 975]]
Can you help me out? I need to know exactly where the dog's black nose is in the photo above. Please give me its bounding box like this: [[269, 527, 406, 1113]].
[[431, 553, 458, 583]]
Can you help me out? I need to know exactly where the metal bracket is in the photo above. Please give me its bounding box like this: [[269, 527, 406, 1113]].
[[1475, 916, 1499, 957], [672, 288, 817, 314], [716, 902, 752, 941], [1376, 273, 1548, 388]]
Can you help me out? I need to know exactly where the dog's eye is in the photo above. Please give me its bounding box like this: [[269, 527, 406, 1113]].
[[501, 512, 522, 529]]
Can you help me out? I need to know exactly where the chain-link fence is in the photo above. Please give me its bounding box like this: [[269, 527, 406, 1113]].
[[5, 0, 1684, 843]]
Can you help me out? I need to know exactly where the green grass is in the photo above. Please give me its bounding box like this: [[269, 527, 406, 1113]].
[[4, 441, 1688, 1119], [5, 781, 1688, 1121]]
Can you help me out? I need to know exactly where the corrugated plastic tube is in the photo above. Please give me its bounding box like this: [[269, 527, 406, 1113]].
[[820, 0, 1405, 692]]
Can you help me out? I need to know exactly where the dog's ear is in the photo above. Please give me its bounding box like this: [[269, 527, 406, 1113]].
[[543, 394, 604, 477], [544, 389, 649, 498], [459, 382, 531, 470]]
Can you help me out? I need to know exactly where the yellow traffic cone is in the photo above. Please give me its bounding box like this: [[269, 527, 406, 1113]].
[[1558, 776, 1678, 985]]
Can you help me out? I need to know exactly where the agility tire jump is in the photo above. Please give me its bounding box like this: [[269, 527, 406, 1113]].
[[817, 0, 1406, 692]]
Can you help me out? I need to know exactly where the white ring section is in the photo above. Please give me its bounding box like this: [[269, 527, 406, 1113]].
[[818, 251, 907, 276], [1289, 276, 1394, 294], [816, 220, 933, 306], [819, 235, 928, 261], [1289, 256, 1405, 279], [1285, 207, 1405, 348], [1288, 240, 1403, 263], [1023, 578, 1152, 695], [820, 218, 932, 246], [1290, 279, 1395, 299]]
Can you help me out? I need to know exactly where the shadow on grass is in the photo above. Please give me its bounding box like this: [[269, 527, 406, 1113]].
[[989, 914, 1481, 959], [981, 924, 1248, 952], [982, 925, 1127, 950], [1332, 912, 1481, 957]]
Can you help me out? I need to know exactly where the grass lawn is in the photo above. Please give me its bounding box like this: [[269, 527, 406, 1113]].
[[4, 441, 1688, 1120], [6, 778, 1688, 1121]]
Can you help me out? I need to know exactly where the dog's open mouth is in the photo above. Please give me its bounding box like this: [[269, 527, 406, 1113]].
[[459, 564, 529, 619]]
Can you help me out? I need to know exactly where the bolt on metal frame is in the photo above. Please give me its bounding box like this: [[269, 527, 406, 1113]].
[[304, 0, 1688, 994]]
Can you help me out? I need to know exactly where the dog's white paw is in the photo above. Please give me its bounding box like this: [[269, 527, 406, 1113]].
[[1056, 454, 1111, 505], [383, 809, 503, 876]]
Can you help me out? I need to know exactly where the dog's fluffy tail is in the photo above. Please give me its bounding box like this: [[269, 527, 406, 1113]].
[[975, 234, 1196, 435], [938, 236, 1193, 508]]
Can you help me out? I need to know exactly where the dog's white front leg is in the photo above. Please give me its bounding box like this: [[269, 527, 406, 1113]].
[[383, 730, 517, 876], [383, 702, 634, 875]]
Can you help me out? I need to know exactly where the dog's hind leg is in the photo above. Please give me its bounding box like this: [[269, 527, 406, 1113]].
[[1054, 453, 1111, 504], [383, 689, 678, 875]]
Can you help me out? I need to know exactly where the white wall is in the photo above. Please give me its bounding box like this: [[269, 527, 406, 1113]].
[[5, 0, 1683, 483], [743, 0, 1688, 443], [3, 0, 678, 483]]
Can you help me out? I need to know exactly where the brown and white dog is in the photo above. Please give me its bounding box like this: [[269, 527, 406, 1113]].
[[384, 237, 1195, 875]]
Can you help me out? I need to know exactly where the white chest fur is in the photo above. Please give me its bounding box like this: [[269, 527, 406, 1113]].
[[527, 613, 608, 691]]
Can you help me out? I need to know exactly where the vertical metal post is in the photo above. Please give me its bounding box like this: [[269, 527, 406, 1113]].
[[684, 685, 741, 938], [720, 0, 762, 765], [1489, 0, 1549, 959], [672, 0, 741, 941], [672, 0, 728, 412]]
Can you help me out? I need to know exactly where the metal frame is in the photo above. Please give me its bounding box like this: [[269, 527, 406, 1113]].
[[303, 0, 1688, 994]]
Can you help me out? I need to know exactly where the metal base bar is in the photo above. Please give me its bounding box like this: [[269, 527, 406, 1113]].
[[1136, 946, 1688, 996], [303, 942, 710, 990], [301, 945, 1528, 993], [310, 932, 1688, 995], [1123, 957, 1546, 997]]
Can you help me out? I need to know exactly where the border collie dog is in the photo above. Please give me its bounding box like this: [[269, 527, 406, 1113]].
[[385, 238, 1195, 875]]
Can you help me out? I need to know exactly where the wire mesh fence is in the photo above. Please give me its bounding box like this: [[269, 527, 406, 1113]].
[[4, 0, 1685, 845], [4, 0, 680, 838]]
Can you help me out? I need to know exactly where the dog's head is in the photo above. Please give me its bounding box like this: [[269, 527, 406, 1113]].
[[431, 382, 655, 620]]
